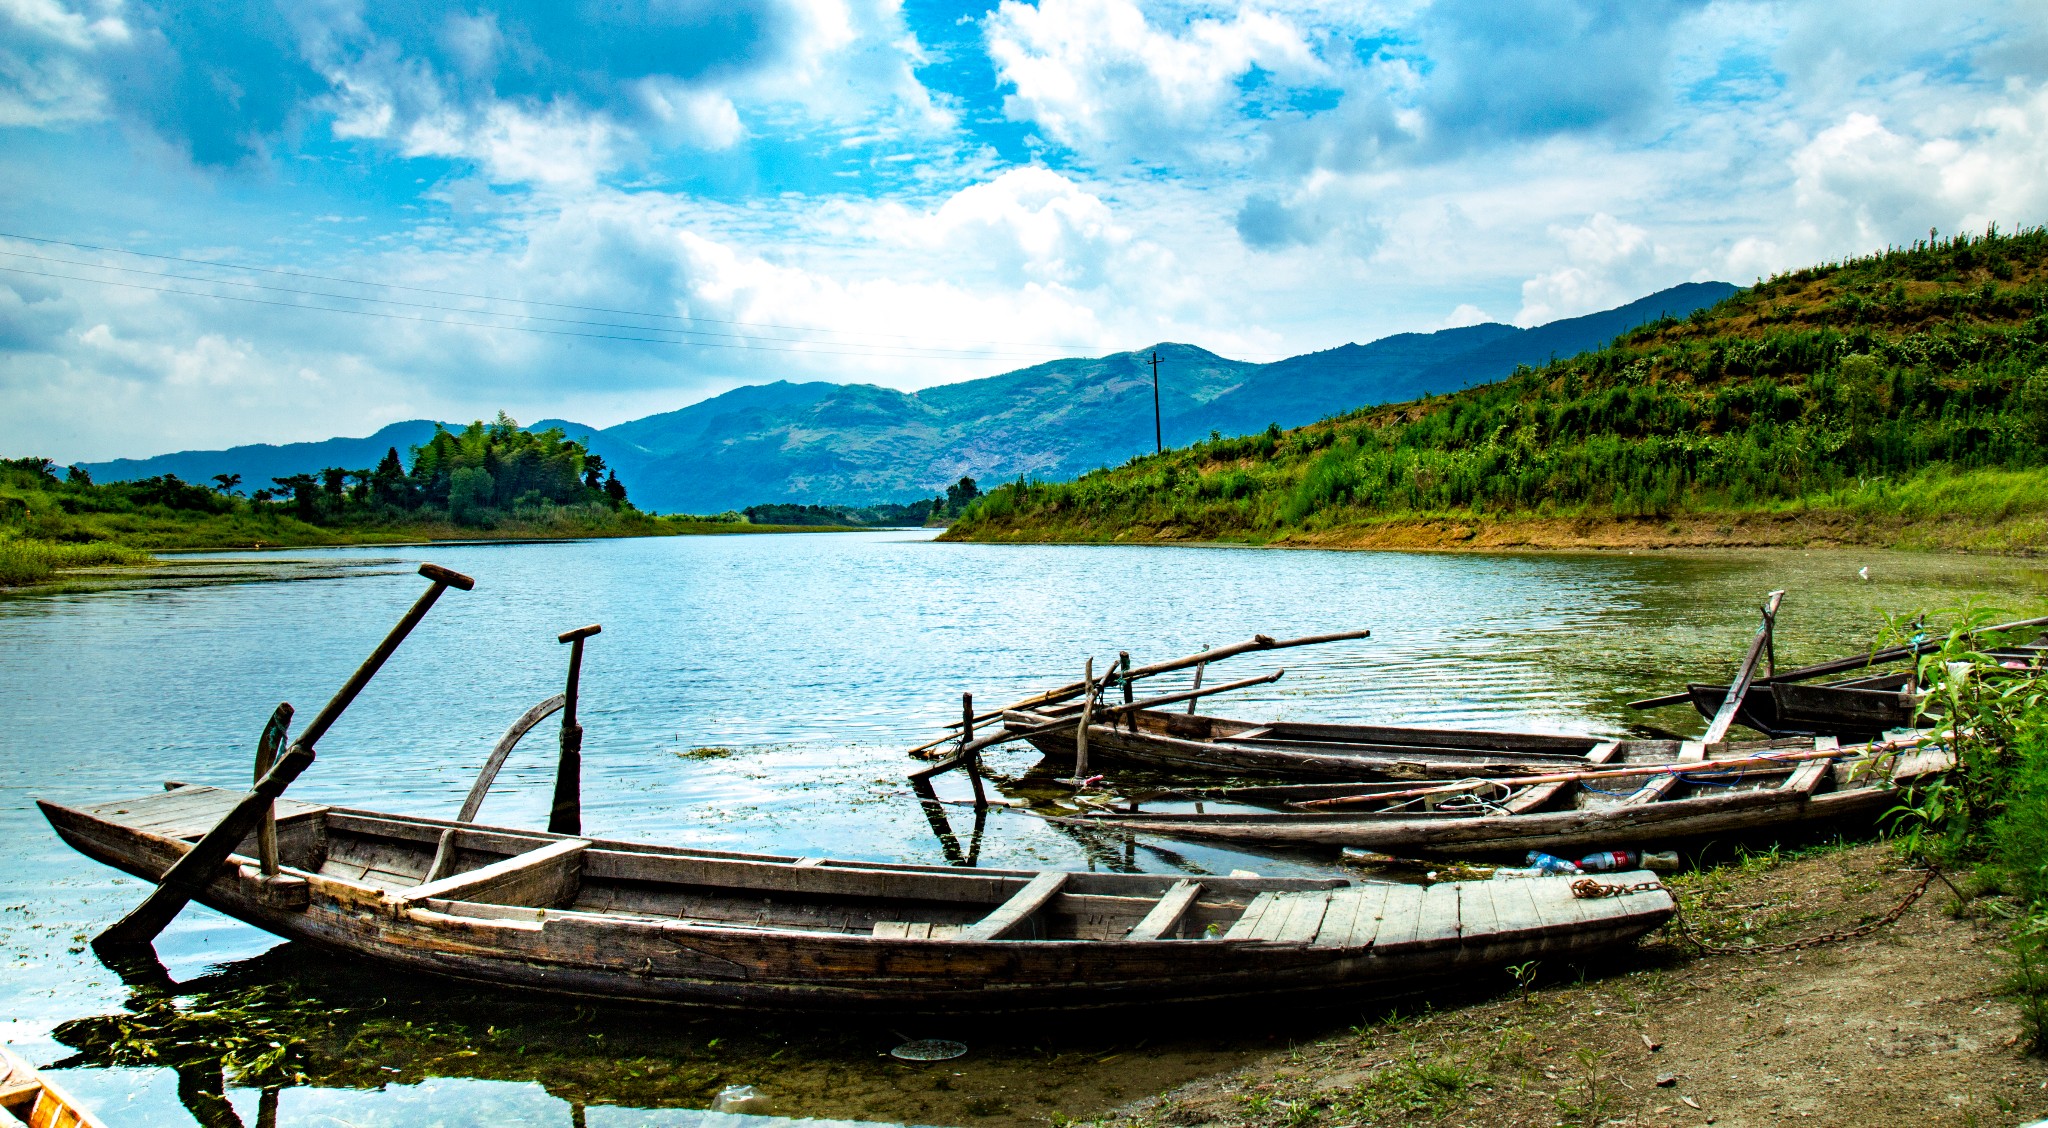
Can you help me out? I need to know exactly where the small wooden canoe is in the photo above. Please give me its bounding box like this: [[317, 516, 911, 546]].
[[1685, 671, 1923, 740], [1, 1045, 110, 1128], [39, 783, 1672, 1012], [1002, 704, 1610, 779], [1060, 738, 1951, 857]]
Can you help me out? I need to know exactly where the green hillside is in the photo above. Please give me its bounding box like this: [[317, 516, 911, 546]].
[[948, 226, 2048, 552]]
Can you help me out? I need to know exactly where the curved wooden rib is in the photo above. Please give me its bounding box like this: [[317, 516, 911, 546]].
[[458, 694, 566, 823]]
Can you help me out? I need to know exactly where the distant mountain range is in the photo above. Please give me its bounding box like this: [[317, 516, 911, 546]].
[[83, 281, 1736, 512]]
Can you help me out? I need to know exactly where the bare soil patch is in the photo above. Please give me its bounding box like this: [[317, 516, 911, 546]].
[[1101, 845, 2046, 1128]]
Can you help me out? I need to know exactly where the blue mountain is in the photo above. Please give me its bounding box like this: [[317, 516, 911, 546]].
[[83, 281, 1738, 512]]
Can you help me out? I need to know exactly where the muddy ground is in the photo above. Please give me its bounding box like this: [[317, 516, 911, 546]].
[[1094, 844, 2046, 1128]]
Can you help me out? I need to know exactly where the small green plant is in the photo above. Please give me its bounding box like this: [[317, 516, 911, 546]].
[[1505, 960, 1540, 989]]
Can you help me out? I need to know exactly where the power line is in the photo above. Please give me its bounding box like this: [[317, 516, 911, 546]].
[[0, 248, 1085, 360], [0, 230, 1107, 353], [0, 264, 1092, 362]]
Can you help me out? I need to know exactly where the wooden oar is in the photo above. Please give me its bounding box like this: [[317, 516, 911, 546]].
[[1627, 612, 2048, 710], [1291, 740, 1900, 810], [94, 562, 475, 950], [904, 628, 1369, 755], [909, 669, 1285, 781], [1700, 590, 1785, 744]]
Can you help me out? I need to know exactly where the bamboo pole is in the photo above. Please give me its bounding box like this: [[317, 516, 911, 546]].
[[962, 692, 986, 811]]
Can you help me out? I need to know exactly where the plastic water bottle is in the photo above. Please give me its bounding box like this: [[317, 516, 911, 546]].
[[1577, 849, 1680, 872], [1525, 851, 1582, 875]]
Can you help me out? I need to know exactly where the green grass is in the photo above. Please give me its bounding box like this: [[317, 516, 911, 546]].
[[0, 537, 149, 586], [949, 224, 2048, 551]]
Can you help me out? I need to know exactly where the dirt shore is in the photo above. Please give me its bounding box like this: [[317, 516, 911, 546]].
[[1097, 845, 2046, 1128], [952, 511, 2048, 554]]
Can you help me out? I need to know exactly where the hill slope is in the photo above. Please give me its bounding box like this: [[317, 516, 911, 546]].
[[947, 227, 2048, 552], [78, 285, 1733, 512]]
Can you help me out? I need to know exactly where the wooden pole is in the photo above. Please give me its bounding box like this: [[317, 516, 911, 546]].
[[96, 562, 475, 949], [1187, 647, 1208, 714], [904, 627, 1370, 755], [251, 704, 293, 877], [962, 692, 987, 811], [1628, 611, 2048, 710], [1701, 590, 1784, 745], [1073, 658, 1095, 782], [551, 624, 601, 836], [906, 668, 1284, 781]]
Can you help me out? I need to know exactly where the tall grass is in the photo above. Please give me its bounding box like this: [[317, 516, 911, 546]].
[[0, 538, 149, 587]]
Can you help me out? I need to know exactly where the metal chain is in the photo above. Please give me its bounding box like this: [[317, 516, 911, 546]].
[[1572, 866, 1946, 955]]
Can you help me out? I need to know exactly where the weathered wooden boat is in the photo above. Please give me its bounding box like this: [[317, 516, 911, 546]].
[[39, 782, 1673, 1011], [1057, 737, 1952, 857], [1684, 672, 1923, 741], [1001, 702, 1612, 779], [2, 1045, 110, 1128]]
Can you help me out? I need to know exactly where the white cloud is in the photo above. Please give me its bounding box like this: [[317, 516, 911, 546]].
[[1515, 214, 1662, 326], [986, 0, 1323, 163]]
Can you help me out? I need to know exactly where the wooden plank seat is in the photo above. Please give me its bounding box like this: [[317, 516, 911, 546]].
[[1125, 879, 1204, 941], [396, 838, 590, 909], [961, 871, 1068, 941]]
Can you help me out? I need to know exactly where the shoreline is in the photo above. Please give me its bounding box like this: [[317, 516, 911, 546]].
[[945, 509, 2048, 555], [1099, 843, 2042, 1128]]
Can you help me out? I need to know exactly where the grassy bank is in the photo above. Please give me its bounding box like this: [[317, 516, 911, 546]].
[[949, 225, 2048, 553]]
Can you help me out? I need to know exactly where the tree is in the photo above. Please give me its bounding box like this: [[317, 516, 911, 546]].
[[582, 453, 607, 491], [604, 470, 627, 506], [66, 465, 92, 486], [945, 476, 980, 511], [211, 473, 242, 495], [320, 467, 348, 498], [370, 447, 410, 507], [272, 474, 320, 521], [448, 466, 496, 525]]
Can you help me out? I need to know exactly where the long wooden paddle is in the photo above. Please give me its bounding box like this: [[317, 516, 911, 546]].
[[94, 562, 475, 950], [1700, 590, 1785, 745]]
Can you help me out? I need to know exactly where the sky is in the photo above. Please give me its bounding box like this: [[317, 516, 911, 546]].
[[3, 1, 2047, 462]]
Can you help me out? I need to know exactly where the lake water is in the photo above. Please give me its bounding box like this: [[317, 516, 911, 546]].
[[4, 531, 2046, 1127]]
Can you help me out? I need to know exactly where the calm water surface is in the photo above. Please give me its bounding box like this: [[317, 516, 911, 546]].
[[4, 532, 2045, 1127]]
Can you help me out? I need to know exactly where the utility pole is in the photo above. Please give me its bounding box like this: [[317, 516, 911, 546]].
[[1148, 350, 1163, 453]]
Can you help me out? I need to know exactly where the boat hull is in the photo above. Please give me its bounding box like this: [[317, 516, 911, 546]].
[[40, 787, 1671, 1012]]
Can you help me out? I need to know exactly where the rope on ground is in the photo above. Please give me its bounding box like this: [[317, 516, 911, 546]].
[[1569, 865, 1952, 955]]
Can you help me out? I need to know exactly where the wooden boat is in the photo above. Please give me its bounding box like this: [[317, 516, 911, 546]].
[[1684, 671, 1923, 740], [1057, 737, 1952, 857], [2, 1045, 110, 1128], [1001, 703, 1611, 779], [38, 782, 1673, 1012]]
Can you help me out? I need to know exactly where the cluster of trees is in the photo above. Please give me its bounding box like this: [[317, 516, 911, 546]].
[[3, 415, 634, 531], [954, 225, 2048, 537], [255, 415, 627, 526], [740, 501, 935, 527]]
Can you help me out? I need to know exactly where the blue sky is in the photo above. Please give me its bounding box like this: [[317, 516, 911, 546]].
[[3, 0, 2047, 461]]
